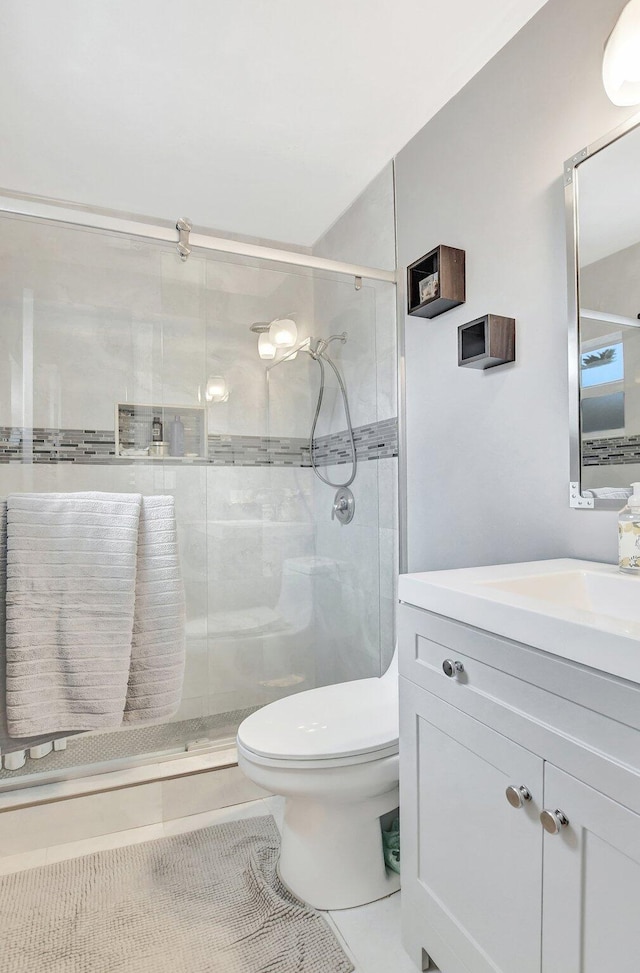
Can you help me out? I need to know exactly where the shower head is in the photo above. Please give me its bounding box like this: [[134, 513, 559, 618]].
[[307, 333, 348, 360], [308, 338, 326, 358]]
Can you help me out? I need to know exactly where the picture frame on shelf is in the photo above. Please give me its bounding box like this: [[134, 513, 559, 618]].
[[419, 272, 439, 304]]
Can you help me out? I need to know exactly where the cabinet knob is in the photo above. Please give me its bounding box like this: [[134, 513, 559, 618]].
[[505, 785, 532, 808], [442, 659, 464, 678], [540, 809, 569, 834]]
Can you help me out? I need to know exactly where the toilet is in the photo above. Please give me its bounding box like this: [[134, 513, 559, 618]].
[[237, 647, 400, 910]]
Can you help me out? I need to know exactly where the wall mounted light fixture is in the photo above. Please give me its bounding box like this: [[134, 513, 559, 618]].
[[269, 318, 298, 349], [257, 333, 276, 359], [603, 0, 640, 105], [205, 375, 229, 402], [251, 318, 297, 359]]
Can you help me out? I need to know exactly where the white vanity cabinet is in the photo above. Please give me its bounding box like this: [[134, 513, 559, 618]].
[[399, 599, 640, 973], [541, 765, 640, 973]]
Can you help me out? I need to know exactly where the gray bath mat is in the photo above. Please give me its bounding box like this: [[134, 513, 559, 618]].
[[0, 814, 354, 973]]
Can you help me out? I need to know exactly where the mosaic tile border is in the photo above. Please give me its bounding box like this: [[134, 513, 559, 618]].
[[0, 419, 398, 468], [583, 433, 640, 467], [312, 417, 398, 466]]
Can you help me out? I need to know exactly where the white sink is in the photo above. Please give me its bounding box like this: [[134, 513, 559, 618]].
[[399, 559, 640, 684], [478, 568, 640, 624]]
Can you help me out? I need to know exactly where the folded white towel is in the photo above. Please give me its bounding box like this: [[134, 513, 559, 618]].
[[0, 500, 70, 755], [5, 492, 141, 737], [4, 492, 185, 739], [124, 495, 185, 723], [581, 487, 632, 499]]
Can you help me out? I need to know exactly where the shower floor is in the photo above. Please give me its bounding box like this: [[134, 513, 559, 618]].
[[0, 707, 259, 783]]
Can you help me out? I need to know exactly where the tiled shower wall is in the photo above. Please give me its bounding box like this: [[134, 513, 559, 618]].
[[0, 197, 397, 761], [311, 162, 399, 680]]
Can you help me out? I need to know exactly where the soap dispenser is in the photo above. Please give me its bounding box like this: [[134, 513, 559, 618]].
[[618, 482, 640, 574]]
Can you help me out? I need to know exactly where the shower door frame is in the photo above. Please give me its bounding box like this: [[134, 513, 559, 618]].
[[0, 184, 403, 791], [0, 187, 396, 285]]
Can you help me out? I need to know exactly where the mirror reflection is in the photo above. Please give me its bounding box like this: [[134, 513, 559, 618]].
[[577, 123, 640, 499]]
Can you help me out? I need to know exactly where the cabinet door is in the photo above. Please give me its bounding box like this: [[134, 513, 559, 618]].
[[542, 764, 640, 973], [400, 678, 543, 973]]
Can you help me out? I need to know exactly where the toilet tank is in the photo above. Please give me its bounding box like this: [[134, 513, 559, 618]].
[[276, 556, 344, 632]]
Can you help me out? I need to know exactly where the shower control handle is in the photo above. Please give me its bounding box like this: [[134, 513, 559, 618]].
[[332, 497, 349, 519], [331, 487, 355, 525]]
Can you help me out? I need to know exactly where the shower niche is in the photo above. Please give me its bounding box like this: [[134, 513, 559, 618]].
[[116, 403, 207, 459]]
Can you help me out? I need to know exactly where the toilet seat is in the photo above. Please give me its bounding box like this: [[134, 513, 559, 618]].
[[237, 675, 398, 765]]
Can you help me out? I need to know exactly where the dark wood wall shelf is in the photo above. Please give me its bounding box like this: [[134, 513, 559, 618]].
[[407, 245, 466, 318], [458, 315, 515, 369]]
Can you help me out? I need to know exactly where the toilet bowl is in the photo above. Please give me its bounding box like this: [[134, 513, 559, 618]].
[[237, 647, 400, 910]]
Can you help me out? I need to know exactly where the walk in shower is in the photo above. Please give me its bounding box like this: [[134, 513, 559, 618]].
[[0, 192, 398, 790]]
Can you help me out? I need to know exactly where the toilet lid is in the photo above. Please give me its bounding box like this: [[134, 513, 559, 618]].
[[237, 676, 398, 761]]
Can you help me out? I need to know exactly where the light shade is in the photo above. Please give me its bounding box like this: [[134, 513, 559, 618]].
[[258, 332, 276, 359], [269, 318, 297, 348], [205, 375, 229, 402], [603, 0, 640, 105]]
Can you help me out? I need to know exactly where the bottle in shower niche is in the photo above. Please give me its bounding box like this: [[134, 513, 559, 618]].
[[151, 415, 163, 442], [168, 415, 185, 457], [618, 482, 640, 574]]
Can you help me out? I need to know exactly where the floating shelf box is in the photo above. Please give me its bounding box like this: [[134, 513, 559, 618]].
[[458, 315, 516, 369], [407, 245, 466, 318]]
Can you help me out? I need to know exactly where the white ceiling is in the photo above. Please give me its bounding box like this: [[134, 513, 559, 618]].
[[0, 0, 549, 249]]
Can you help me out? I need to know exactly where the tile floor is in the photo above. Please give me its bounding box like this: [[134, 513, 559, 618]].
[[0, 793, 435, 973]]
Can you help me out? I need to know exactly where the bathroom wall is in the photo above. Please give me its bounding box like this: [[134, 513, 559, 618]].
[[311, 163, 398, 675], [395, 0, 637, 573]]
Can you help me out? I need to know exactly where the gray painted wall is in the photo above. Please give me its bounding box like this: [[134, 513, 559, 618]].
[[395, 0, 636, 572]]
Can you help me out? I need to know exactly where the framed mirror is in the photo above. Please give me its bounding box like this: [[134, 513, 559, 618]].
[[567, 110, 640, 509]]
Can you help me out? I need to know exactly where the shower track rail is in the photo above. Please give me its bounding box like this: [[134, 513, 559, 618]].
[[0, 188, 397, 284]]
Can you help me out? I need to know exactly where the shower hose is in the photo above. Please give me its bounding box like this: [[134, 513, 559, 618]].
[[308, 350, 357, 489]]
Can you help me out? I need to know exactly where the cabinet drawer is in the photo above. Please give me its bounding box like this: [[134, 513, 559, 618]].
[[399, 604, 640, 812]]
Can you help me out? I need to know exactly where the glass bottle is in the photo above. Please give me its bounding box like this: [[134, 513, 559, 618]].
[[618, 482, 640, 575]]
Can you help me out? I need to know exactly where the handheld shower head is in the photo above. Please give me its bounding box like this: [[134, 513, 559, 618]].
[[309, 338, 328, 359], [308, 333, 347, 360]]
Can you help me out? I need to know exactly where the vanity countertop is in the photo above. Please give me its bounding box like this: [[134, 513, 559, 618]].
[[398, 558, 640, 684]]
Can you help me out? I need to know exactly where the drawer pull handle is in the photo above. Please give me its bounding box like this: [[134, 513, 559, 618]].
[[540, 809, 569, 834], [506, 785, 532, 808], [442, 659, 464, 678]]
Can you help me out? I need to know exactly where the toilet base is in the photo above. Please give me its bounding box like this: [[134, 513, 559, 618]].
[[277, 786, 401, 910]]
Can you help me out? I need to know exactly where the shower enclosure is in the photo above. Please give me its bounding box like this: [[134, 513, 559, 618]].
[[0, 196, 398, 790]]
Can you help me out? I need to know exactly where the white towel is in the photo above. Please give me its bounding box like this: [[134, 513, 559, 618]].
[[124, 495, 186, 723], [582, 487, 632, 499], [0, 499, 78, 755], [4, 492, 185, 739]]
